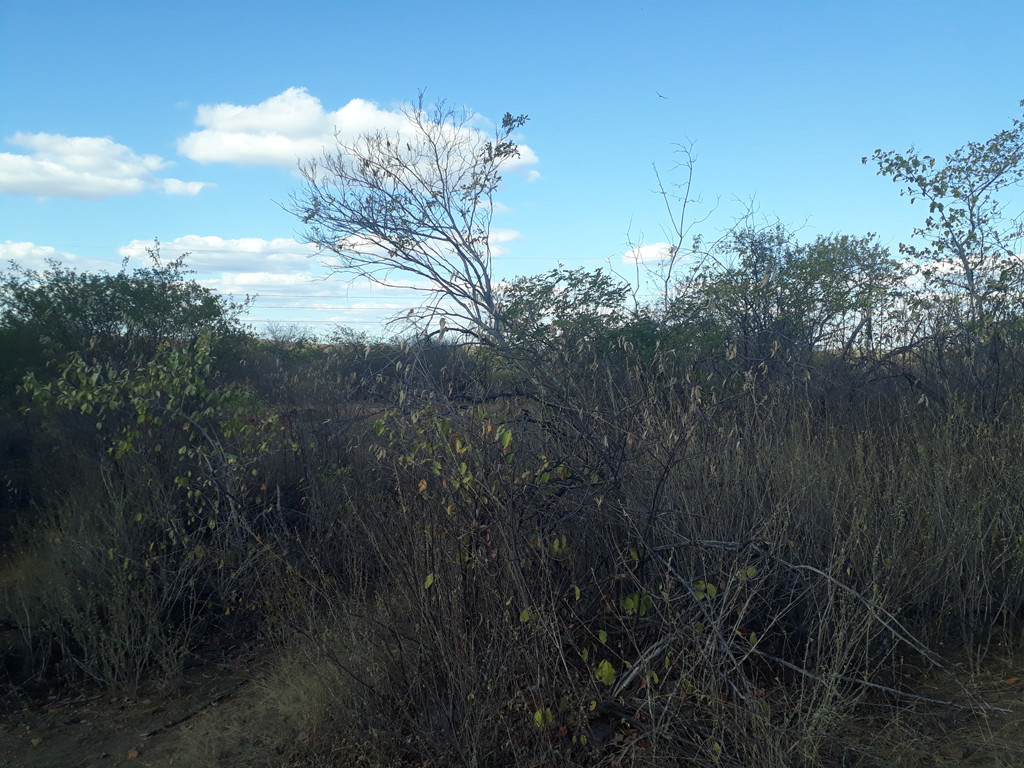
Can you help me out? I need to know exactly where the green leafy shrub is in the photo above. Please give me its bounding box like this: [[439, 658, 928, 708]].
[[7, 331, 283, 690], [0, 244, 248, 388]]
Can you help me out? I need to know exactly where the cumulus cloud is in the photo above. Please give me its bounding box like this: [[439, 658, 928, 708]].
[[177, 87, 540, 177], [117, 235, 323, 318], [0, 236, 433, 333], [116, 235, 425, 328], [0, 133, 211, 200], [177, 88, 403, 167], [488, 228, 522, 257], [0, 240, 134, 274], [504, 144, 540, 173], [623, 242, 677, 264], [208, 269, 430, 334], [162, 178, 209, 196], [0, 241, 82, 271], [117, 235, 316, 274], [489, 228, 521, 244]]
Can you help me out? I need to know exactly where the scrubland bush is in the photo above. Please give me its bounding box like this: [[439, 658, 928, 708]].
[[229, 352, 1022, 767], [2, 328, 285, 693], [5, 465, 208, 690], [4, 270, 1024, 765], [4, 100, 1024, 767]]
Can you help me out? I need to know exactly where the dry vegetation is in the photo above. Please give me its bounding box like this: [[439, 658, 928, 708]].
[[3, 325, 1024, 767], [3, 101, 1024, 766]]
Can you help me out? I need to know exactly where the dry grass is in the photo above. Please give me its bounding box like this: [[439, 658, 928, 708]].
[[5, 336, 1024, 766]]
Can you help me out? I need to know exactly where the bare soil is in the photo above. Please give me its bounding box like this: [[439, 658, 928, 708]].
[[1, 649, 273, 768], [3, 648, 1024, 767]]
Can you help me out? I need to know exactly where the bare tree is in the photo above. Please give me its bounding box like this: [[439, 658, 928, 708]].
[[621, 140, 718, 322], [290, 95, 528, 345]]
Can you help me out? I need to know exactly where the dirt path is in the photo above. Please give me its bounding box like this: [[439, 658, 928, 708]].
[[1, 652, 266, 768]]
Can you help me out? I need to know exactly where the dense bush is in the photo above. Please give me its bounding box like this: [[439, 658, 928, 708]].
[[0, 246, 252, 539], [0, 244, 248, 385]]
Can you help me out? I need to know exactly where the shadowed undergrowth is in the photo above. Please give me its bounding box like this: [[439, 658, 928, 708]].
[[2, 324, 1024, 767]]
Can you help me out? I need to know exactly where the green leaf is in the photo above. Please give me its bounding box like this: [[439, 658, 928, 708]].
[[424, 572, 435, 589], [622, 594, 637, 615], [519, 607, 531, 623], [501, 429, 512, 450], [598, 630, 607, 644], [639, 595, 653, 617], [595, 659, 615, 686]]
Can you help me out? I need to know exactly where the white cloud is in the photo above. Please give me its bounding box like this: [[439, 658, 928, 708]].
[[623, 242, 677, 264], [489, 229, 521, 244], [117, 235, 316, 274], [177, 87, 540, 177], [114, 234, 421, 330], [0, 241, 80, 271], [162, 178, 211, 196], [215, 271, 316, 289], [0, 133, 210, 200], [0, 236, 443, 334], [116, 235, 421, 318], [328, 222, 522, 262], [504, 144, 540, 172], [2, 234, 507, 335], [488, 227, 522, 257], [178, 88, 397, 167]]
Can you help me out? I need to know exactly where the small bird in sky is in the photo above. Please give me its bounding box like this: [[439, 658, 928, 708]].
[[656, 91, 668, 99]]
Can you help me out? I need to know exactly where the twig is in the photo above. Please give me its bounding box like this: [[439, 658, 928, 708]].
[[648, 550, 750, 703], [645, 537, 1009, 715], [748, 544, 979, 704], [754, 651, 1010, 714]]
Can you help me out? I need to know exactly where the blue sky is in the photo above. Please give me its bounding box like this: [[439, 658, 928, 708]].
[[2, 0, 1023, 334]]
